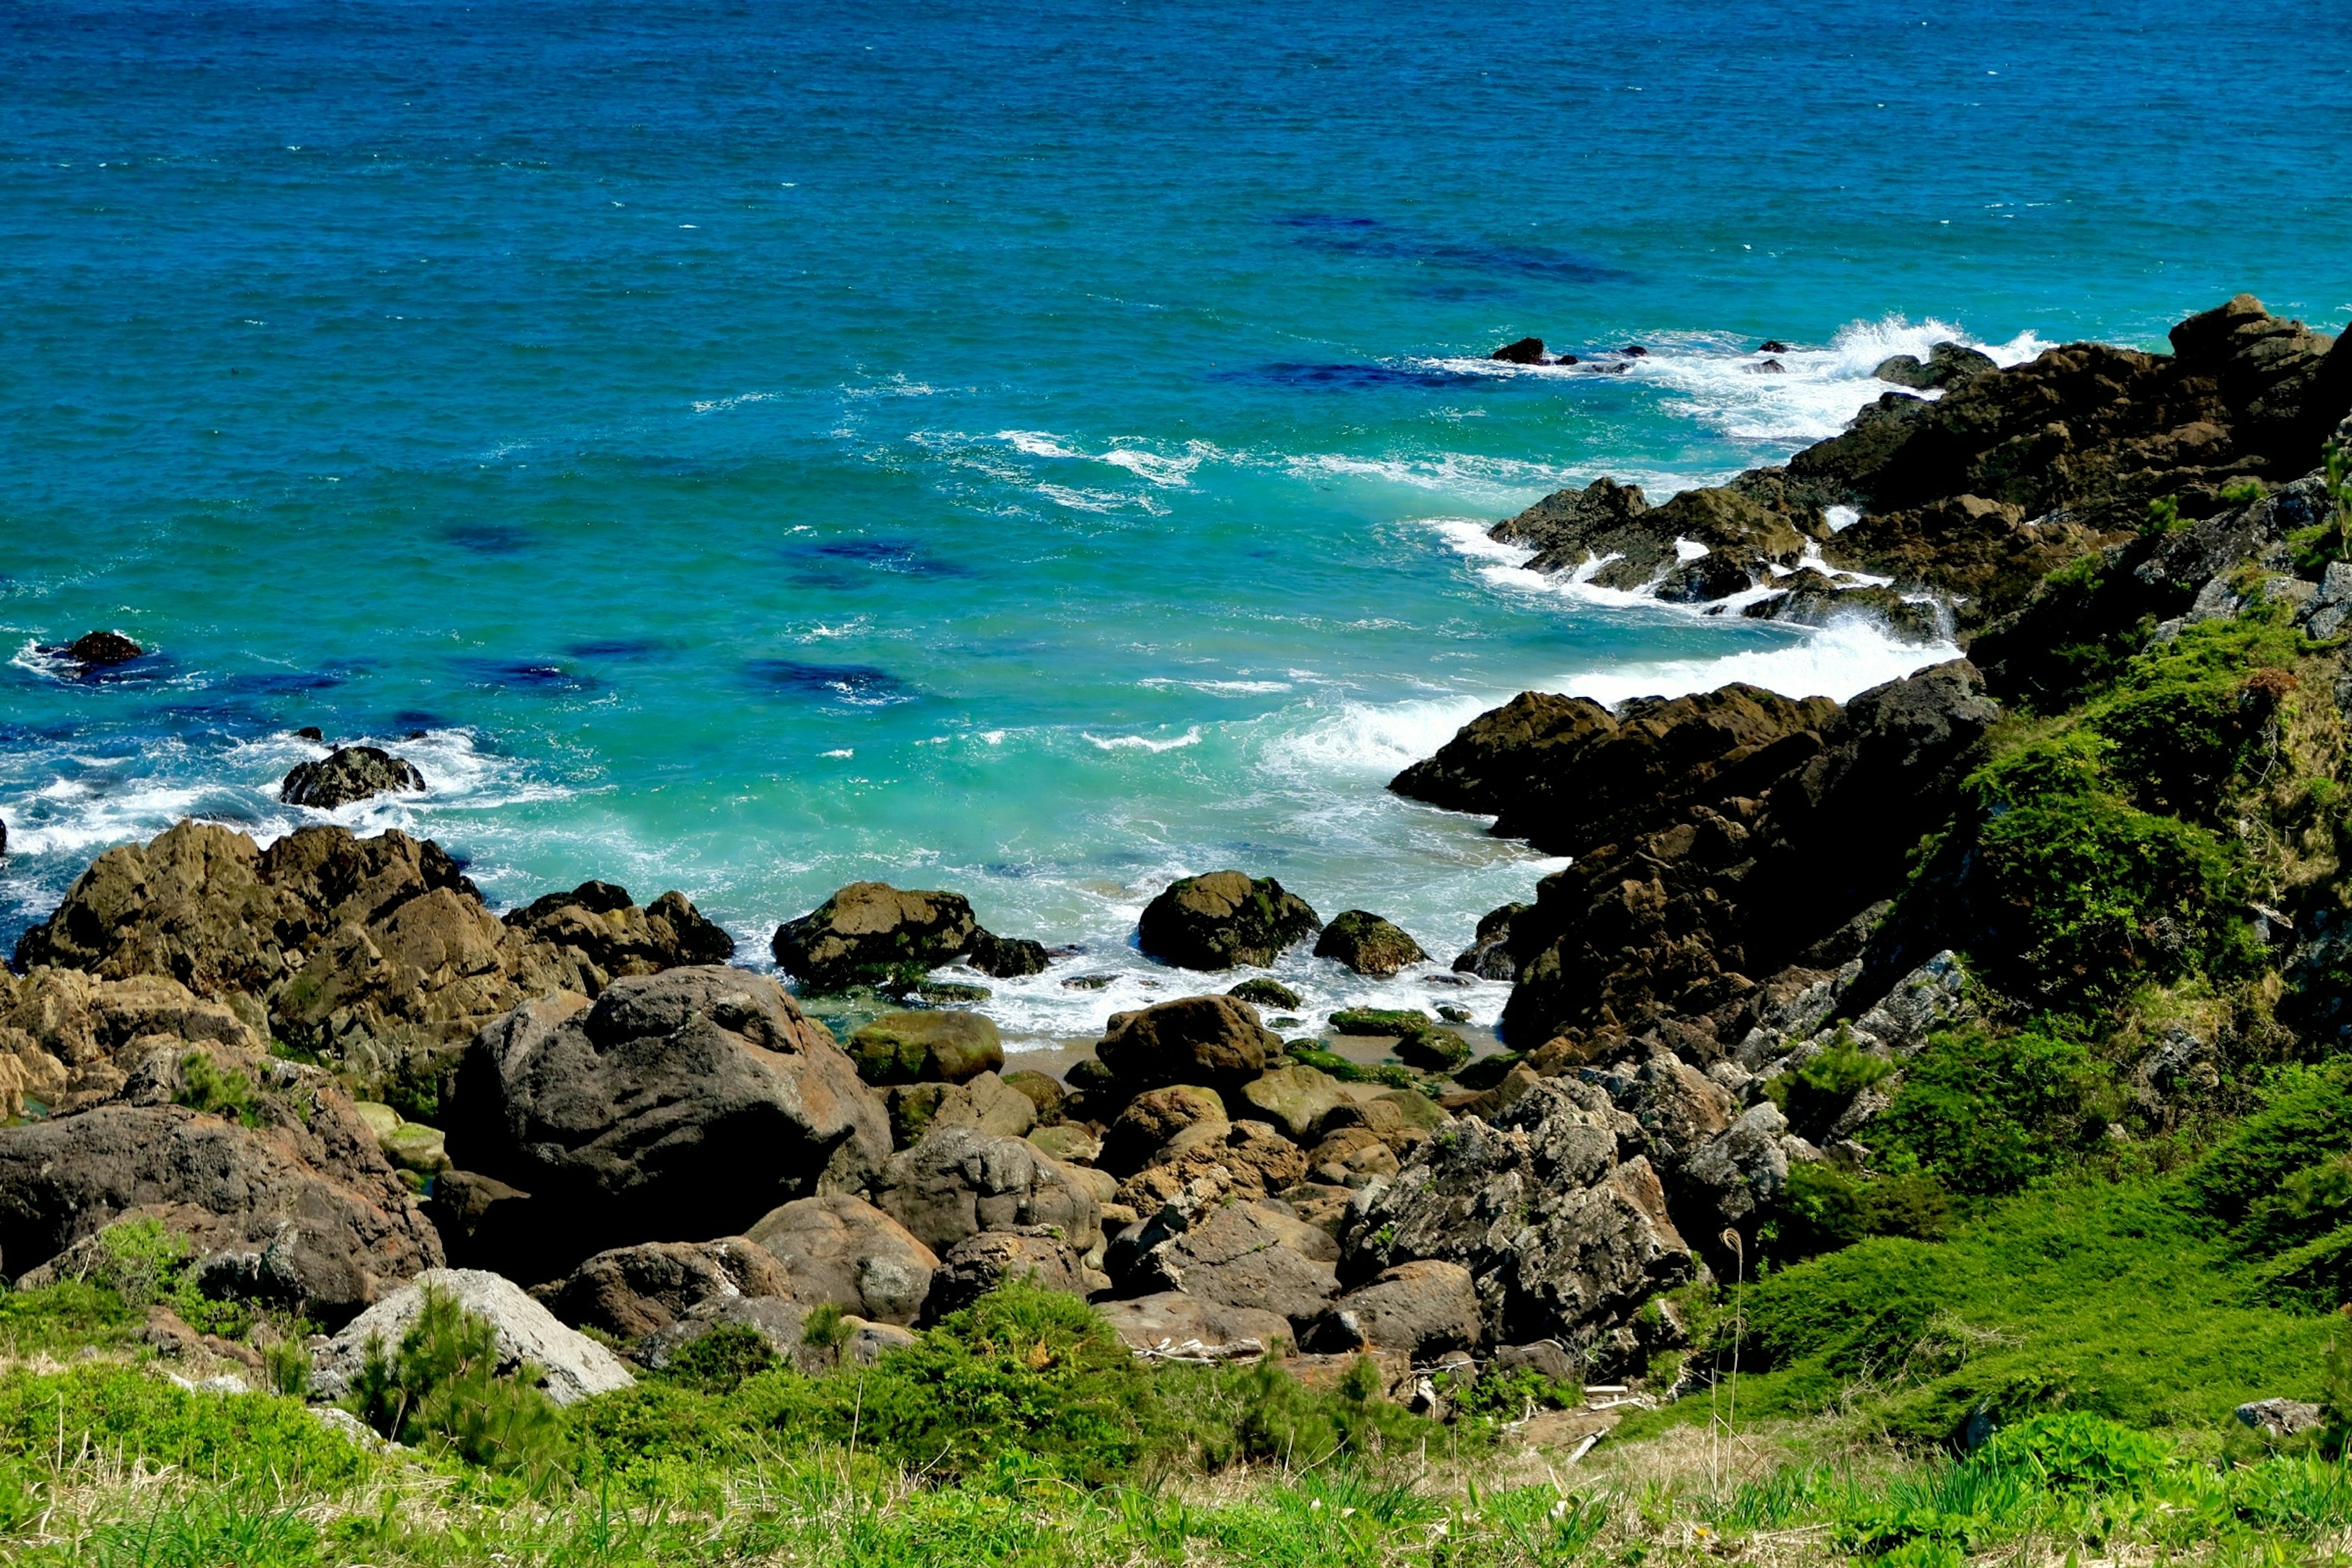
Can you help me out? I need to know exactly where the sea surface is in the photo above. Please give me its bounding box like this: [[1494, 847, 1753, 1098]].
[[3, 0, 2347, 1041]]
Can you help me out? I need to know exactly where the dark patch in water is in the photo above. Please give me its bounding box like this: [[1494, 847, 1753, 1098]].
[[392, 709, 447, 731], [565, 639, 662, 659], [1274, 213, 1622, 282], [1220, 361, 1498, 391], [745, 659, 914, 706], [0, 719, 80, 744], [444, 522, 531, 556], [781, 537, 968, 587], [456, 659, 597, 694], [217, 669, 351, 697]]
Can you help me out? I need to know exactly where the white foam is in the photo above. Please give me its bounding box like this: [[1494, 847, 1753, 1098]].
[[1826, 505, 1861, 532], [1082, 728, 1203, 753], [1558, 616, 1954, 707]]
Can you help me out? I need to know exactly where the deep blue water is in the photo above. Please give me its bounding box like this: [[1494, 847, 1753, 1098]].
[[2, 0, 2346, 1039]]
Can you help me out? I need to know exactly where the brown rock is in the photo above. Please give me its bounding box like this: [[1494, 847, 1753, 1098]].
[[1310, 1260, 1483, 1359], [1136, 872, 1321, 970], [927, 1226, 1087, 1318], [536, 1237, 788, 1338], [744, 1193, 939, 1325], [1097, 994, 1278, 1088]]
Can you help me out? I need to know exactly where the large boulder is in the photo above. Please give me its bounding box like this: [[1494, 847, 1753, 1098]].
[[1313, 911, 1428, 978], [10, 821, 734, 1097], [884, 1069, 1036, 1147], [874, 1125, 1102, 1260], [533, 1238, 788, 1339], [1096, 995, 1277, 1089], [926, 1226, 1088, 1318], [56, 630, 144, 666], [279, 745, 427, 809], [1310, 1261, 1483, 1359], [311, 1268, 634, 1406], [1120, 1199, 1339, 1332], [1341, 1078, 1692, 1356], [1232, 1065, 1350, 1142], [0, 1045, 443, 1324], [769, 882, 1047, 992], [744, 1194, 939, 1325], [444, 967, 890, 1281], [1101, 1084, 1229, 1177], [1137, 872, 1321, 970], [847, 1011, 1003, 1085]]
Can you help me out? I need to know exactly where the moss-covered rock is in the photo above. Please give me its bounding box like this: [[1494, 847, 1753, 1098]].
[[1137, 872, 1321, 970], [1313, 910, 1428, 978], [847, 1011, 1004, 1087]]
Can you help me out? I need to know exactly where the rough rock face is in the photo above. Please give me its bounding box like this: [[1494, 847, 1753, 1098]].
[[885, 1070, 1036, 1147], [847, 1010, 1003, 1085], [1101, 1084, 1229, 1176], [1121, 1199, 1340, 1332], [0, 1044, 443, 1324], [769, 882, 1047, 992], [0, 967, 260, 1119], [744, 1194, 938, 1325], [533, 1238, 788, 1339], [1233, 1065, 1351, 1142], [279, 745, 427, 809], [502, 881, 735, 976], [1492, 660, 1999, 1047], [311, 1268, 634, 1406], [10, 821, 734, 1095], [444, 967, 891, 1281], [873, 1125, 1102, 1261], [1137, 871, 1322, 970], [1310, 1261, 1483, 1359], [1313, 911, 1428, 978], [58, 630, 145, 666], [1491, 479, 1814, 594], [927, 1226, 1088, 1319], [1096, 994, 1278, 1089], [1393, 684, 1842, 857], [1341, 1078, 1691, 1355], [1741, 571, 1942, 643], [1874, 342, 1996, 392]]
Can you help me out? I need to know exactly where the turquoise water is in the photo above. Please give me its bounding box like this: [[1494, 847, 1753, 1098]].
[[3, 0, 2347, 1039]]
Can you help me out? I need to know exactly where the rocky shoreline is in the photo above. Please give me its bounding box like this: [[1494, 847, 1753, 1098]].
[[1, 292, 2348, 1412]]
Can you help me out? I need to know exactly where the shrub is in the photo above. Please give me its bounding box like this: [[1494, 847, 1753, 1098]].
[[1186, 1355, 1436, 1471], [2185, 1062, 2352, 1228], [1768, 1163, 1951, 1260], [663, 1322, 781, 1393], [1766, 1033, 1893, 1142], [349, 1287, 568, 1476], [75, 1217, 252, 1338], [1975, 1409, 2174, 1493], [1871, 1025, 2115, 1197], [175, 1051, 259, 1125]]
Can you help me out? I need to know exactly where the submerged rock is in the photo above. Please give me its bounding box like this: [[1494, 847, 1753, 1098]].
[[279, 745, 427, 809], [1490, 337, 1547, 364], [56, 630, 143, 666], [1138, 870, 1322, 970]]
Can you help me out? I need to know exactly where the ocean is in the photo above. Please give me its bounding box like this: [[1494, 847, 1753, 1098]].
[[2, 0, 2346, 1042]]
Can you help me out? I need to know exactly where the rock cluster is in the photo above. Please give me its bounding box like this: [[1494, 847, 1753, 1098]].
[[280, 745, 427, 809], [771, 881, 1048, 992]]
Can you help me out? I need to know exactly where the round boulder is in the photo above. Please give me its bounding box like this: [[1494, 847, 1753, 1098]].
[[1312, 910, 1428, 978], [279, 745, 428, 809], [1234, 1064, 1349, 1142], [874, 1125, 1102, 1259], [1309, 1259, 1483, 1359], [61, 630, 144, 665], [535, 1237, 788, 1340], [1227, 978, 1302, 1010], [1101, 1084, 1229, 1177], [926, 1226, 1087, 1319], [770, 881, 1045, 993], [1137, 871, 1321, 970], [847, 1010, 1004, 1085], [1096, 994, 1278, 1089], [444, 967, 891, 1281], [745, 1193, 940, 1325]]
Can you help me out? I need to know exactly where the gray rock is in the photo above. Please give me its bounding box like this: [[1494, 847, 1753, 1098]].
[[444, 967, 891, 1281], [875, 1125, 1102, 1259], [2236, 1397, 2327, 1438], [312, 1268, 634, 1406], [1341, 1078, 1692, 1352], [1125, 1199, 1338, 1330], [1310, 1259, 1483, 1359]]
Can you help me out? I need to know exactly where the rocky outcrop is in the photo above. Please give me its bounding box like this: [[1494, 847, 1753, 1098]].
[[279, 746, 427, 809], [769, 882, 1047, 993], [1741, 571, 1941, 643], [1874, 342, 1995, 392], [311, 1268, 634, 1406], [1137, 871, 1321, 970], [533, 1237, 788, 1339], [744, 1194, 939, 1324], [10, 821, 734, 1097], [884, 1069, 1036, 1147], [501, 881, 735, 976], [1096, 1291, 1289, 1354], [1393, 684, 1841, 856], [1491, 480, 1814, 595], [44, 631, 144, 667], [1341, 1078, 1691, 1357], [1096, 994, 1279, 1090], [873, 1125, 1102, 1261], [1477, 660, 1997, 1049], [846, 1010, 1003, 1085], [443, 967, 890, 1281], [0, 1041, 443, 1324], [1313, 911, 1428, 978]]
